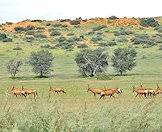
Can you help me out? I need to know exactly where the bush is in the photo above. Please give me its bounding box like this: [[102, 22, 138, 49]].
[[2, 37, 12, 42], [57, 36, 67, 43], [91, 35, 102, 43], [50, 31, 61, 36], [55, 41, 74, 49], [98, 40, 117, 47], [92, 25, 107, 31], [0, 33, 12, 42], [69, 20, 80, 25], [77, 44, 88, 48], [114, 28, 133, 36], [52, 24, 67, 28], [34, 33, 47, 38], [151, 34, 162, 43], [140, 18, 159, 27], [0, 33, 7, 40], [116, 36, 128, 43], [155, 26, 162, 33], [14, 26, 26, 32], [131, 34, 155, 45], [0, 33, 7, 41], [109, 16, 118, 20]]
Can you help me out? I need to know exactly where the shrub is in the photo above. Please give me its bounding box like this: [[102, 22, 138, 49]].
[[116, 36, 128, 43], [98, 40, 117, 47], [14, 26, 26, 32], [0, 33, 7, 40], [70, 20, 80, 25], [114, 28, 133, 36], [52, 24, 67, 28], [151, 34, 162, 43], [57, 36, 67, 43], [91, 35, 102, 43], [55, 41, 74, 49], [109, 16, 118, 20], [34, 33, 47, 38], [77, 44, 88, 48], [92, 25, 107, 31], [50, 31, 61, 36], [155, 26, 162, 33], [140, 18, 159, 27], [131, 34, 155, 45], [2, 37, 12, 42], [0, 33, 12, 42]]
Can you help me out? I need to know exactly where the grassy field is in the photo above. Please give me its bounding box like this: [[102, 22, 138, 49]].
[[1, 18, 162, 131]]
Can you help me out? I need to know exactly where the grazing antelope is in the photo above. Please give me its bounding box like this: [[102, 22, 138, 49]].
[[139, 84, 156, 97], [22, 86, 38, 98], [99, 89, 118, 99], [11, 86, 26, 97], [133, 86, 149, 98], [48, 86, 66, 94], [87, 85, 104, 96]]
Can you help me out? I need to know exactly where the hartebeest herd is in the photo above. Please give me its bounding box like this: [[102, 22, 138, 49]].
[[9, 84, 162, 100]]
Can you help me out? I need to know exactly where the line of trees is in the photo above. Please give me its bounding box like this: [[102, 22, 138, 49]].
[[6, 47, 137, 78]]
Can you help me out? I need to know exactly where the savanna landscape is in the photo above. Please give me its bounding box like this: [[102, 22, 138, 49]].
[[0, 16, 162, 131]]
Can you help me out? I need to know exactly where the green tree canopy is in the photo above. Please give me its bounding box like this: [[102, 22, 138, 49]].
[[111, 47, 137, 75], [29, 50, 54, 77], [75, 48, 109, 77]]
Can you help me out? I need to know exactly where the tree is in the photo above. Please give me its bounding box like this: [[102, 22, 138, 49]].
[[29, 50, 54, 77], [7, 59, 23, 77], [111, 47, 137, 76], [75, 48, 108, 77]]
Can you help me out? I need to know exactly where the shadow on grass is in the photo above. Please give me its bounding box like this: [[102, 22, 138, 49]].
[[9, 75, 53, 80]]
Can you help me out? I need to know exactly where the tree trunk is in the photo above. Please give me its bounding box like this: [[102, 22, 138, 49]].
[[120, 70, 123, 76], [40, 71, 43, 77]]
